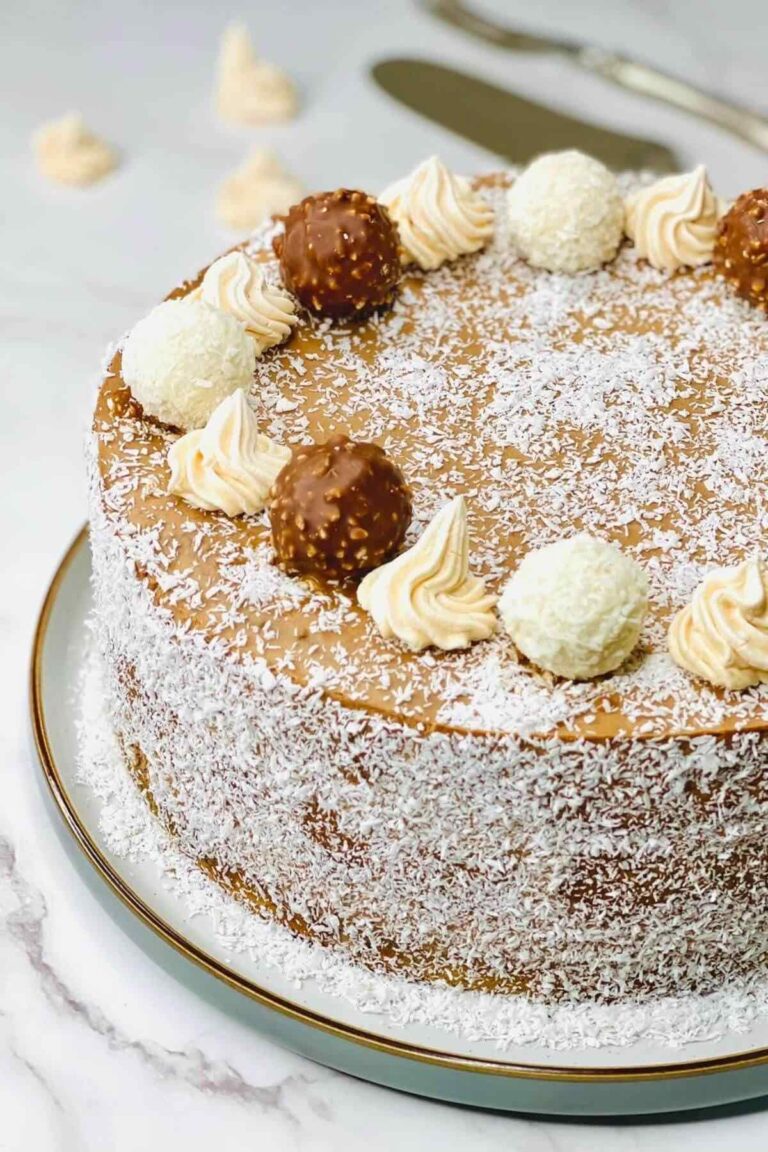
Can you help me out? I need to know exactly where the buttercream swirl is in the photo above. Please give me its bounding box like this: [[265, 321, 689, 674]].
[[168, 390, 290, 517], [197, 251, 297, 355], [625, 165, 724, 272], [34, 112, 117, 187], [380, 156, 494, 270], [669, 556, 768, 689], [357, 495, 497, 651], [216, 150, 304, 232], [216, 23, 298, 124]]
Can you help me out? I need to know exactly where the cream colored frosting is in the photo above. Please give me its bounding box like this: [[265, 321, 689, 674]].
[[34, 112, 117, 187], [357, 496, 497, 651], [216, 23, 298, 124], [217, 149, 304, 232], [380, 156, 494, 270], [669, 557, 768, 690], [168, 390, 290, 516], [197, 251, 297, 355], [624, 166, 724, 272]]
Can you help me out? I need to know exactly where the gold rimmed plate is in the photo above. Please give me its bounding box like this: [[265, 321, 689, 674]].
[[29, 528, 768, 1115]]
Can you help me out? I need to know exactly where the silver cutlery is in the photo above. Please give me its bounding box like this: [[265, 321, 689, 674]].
[[420, 0, 768, 152]]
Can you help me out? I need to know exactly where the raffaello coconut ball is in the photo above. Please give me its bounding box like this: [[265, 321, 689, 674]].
[[500, 534, 648, 680], [122, 297, 256, 430], [507, 150, 624, 274]]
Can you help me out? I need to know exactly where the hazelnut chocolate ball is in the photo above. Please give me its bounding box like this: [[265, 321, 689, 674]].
[[714, 188, 768, 313], [273, 189, 401, 319], [269, 435, 412, 580]]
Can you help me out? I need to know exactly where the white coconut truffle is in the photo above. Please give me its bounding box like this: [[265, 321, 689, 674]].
[[507, 150, 624, 274], [122, 298, 256, 430], [499, 534, 648, 680]]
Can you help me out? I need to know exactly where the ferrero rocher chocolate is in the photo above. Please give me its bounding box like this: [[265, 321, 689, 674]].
[[714, 189, 768, 313], [274, 189, 401, 319], [269, 434, 412, 580]]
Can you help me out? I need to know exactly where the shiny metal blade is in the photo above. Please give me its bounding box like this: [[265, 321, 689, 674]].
[[372, 58, 678, 172]]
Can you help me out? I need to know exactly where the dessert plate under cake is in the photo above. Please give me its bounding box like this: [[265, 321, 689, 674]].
[[87, 174, 768, 1011], [31, 537, 768, 1114]]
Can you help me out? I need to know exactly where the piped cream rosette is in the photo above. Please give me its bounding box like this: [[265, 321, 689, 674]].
[[669, 556, 768, 690], [196, 251, 297, 355], [380, 156, 494, 270], [216, 23, 298, 124], [357, 495, 497, 652], [625, 165, 724, 272], [168, 390, 290, 517]]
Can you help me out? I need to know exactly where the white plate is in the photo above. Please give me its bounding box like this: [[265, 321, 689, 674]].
[[30, 528, 768, 1115]]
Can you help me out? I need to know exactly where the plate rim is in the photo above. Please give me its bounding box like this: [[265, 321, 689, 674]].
[[29, 524, 768, 1085]]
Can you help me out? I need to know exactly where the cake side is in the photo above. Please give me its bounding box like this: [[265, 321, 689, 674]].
[[88, 428, 768, 1001]]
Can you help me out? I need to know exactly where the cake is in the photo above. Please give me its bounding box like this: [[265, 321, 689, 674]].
[[87, 156, 768, 1012]]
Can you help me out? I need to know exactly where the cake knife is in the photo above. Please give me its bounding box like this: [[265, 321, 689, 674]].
[[371, 58, 678, 171], [420, 0, 768, 153]]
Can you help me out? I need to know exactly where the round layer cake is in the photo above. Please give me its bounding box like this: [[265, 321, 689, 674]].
[[88, 171, 768, 1005]]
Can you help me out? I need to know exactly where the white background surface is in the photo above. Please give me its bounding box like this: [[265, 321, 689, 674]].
[[2, 0, 768, 1147]]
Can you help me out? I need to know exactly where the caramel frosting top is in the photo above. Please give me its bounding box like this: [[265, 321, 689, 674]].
[[669, 557, 768, 690], [625, 166, 723, 272], [168, 391, 290, 517], [94, 175, 768, 742], [357, 496, 497, 652], [380, 156, 494, 270]]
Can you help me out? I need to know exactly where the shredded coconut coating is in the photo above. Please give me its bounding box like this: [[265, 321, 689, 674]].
[[77, 642, 768, 1049], [86, 173, 768, 1007]]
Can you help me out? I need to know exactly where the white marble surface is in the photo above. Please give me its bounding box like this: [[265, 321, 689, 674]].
[[3, 0, 768, 1146]]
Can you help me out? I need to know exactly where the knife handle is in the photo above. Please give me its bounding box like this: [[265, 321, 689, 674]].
[[581, 49, 768, 153], [421, 0, 768, 154]]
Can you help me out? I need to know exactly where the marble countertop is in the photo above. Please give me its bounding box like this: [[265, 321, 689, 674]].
[[3, 0, 768, 1146]]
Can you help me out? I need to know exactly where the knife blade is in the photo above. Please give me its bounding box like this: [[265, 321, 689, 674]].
[[371, 58, 678, 172]]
